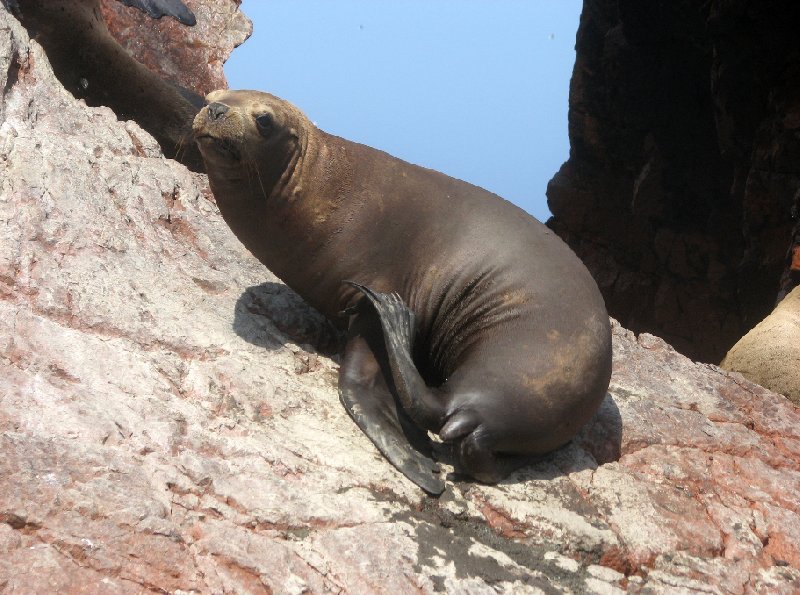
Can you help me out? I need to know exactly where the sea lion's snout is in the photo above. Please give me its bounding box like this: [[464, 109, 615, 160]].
[[192, 99, 244, 160], [207, 102, 229, 121]]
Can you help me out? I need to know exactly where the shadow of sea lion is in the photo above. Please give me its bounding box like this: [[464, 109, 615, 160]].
[[233, 282, 344, 356], [572, 392, 623, 465]]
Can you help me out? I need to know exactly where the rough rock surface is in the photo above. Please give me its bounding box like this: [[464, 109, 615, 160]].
[[100, 0, 251, 97], [547, 0, 800, 364], [721, 285, 800, 406], [2, 6, 800, 593]]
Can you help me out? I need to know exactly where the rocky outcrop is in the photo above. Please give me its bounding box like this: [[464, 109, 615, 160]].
[[99, 0, 251, 97], [11, 0, 249, 174], [721, 285, 800, 405], [1, 5, 800, 592], [548, 0, 800, 364]]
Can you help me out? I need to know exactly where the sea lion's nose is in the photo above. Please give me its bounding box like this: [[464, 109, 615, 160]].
[[207, 102, 229, 121]]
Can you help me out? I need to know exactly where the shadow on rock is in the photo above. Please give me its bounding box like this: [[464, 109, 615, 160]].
[[233, 282, 344, 356], [572, 392, 623, 465]]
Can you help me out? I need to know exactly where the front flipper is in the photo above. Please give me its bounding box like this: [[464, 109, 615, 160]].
[[119, 0, 197, 25], [339, 304, 445, 495], [344, 282, 446, 431]]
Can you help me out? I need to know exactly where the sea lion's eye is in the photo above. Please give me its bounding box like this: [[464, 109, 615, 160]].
[[255, 113, 273, 135]]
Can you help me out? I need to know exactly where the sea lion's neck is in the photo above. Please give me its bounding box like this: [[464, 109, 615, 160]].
[[208, 131, 351, 306], [255, 132, 369, 317], [207, 124, 380, 320]]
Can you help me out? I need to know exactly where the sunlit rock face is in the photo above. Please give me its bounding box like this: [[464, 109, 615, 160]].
[[99, 0, 252, 97], [722, 285, 800, 405], [548, 0, 800, 364], [1, 3, 799, 592]]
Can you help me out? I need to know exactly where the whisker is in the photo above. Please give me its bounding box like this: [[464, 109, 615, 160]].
[[242, 148, 267, 199]]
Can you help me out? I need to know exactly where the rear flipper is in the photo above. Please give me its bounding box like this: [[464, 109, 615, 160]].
[[339, 298, 444, 495], [119, 0, 196, 25], [441, 406, 539, 483]]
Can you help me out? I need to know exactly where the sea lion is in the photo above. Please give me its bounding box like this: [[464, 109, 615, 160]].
[[193, 90, 613, 494], [10, 0, 204, 171]]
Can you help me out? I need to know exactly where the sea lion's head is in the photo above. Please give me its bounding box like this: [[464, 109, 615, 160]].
[[193, 90, 310, 197]]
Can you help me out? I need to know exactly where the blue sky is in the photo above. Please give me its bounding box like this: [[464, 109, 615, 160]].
[[224, 1, 581, 222]]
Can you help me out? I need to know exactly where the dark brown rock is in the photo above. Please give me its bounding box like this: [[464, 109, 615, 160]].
[[778, 193, 800, 302], [548, 0, 800, 363]]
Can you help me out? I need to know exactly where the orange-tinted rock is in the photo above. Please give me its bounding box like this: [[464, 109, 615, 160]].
[[722, 285, 800, 405], [99, 0, 252, 96]]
